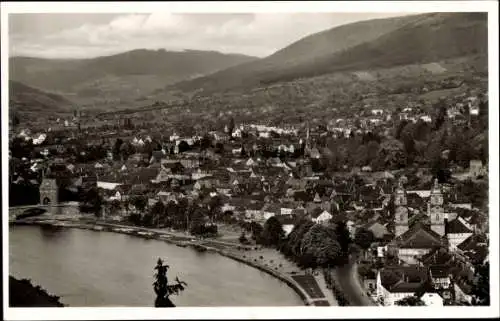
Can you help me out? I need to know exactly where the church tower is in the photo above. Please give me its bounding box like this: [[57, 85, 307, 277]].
[[394, 179, 409, 237], [429, 179, 445, 236], [304, 122, 311, 156]]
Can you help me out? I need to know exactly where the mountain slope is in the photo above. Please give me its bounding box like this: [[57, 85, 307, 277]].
[[171, 12, 487, 94], [9, 80, 74, 114], [9, 49, 258, 99]]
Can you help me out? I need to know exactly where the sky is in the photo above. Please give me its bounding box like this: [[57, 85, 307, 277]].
[[9, 12, 412, 59]]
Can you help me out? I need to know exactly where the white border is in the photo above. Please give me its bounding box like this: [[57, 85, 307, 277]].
[[2, 1, 499, 320]]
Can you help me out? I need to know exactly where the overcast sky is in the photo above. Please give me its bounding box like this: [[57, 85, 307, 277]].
[[9, 13, 412, 59]]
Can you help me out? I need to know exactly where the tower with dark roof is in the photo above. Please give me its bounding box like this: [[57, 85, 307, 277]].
[[429, 179, 445, 236], [394, 178, 409, 237]]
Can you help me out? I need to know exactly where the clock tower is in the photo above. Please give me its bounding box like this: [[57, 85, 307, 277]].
[[394, 179, 409, 237], [429, 179, 445, 236]]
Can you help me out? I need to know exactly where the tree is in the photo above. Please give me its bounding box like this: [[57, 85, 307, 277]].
[[395, 295, 426, 306], [153, 258, 187, 307], [335, 221, 352, 257], [248, 222, 264, 241], [112, 138, 124, 160], [150, 201, 166, 227], [300, 224, 341, 268], [354, 228, 375, 250], [282, 219, 314, 259], [228, 117, 235, 136], [130, 195, 148, 213], [377, 139, 407, 169], [108, 199, 122, 216], [79, 187, 103, 217], [260, 216, 285, 247], [432, 99, 447, 131], [239, 231, 249, 244], [178, 141, 190, 153], [471, 262, 490, 306]]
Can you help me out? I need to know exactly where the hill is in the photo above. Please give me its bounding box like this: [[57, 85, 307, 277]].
[[9, 49, 257, 101], [170, 12, 487, 94], [9, 80, 74, 114]]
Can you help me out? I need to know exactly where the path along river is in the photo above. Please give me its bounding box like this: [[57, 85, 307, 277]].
[[9, 225, 303, 307]]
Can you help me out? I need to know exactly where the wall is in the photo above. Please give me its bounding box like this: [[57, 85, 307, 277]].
[[398, 248, 432, 265], [448, 233, 473, 249]]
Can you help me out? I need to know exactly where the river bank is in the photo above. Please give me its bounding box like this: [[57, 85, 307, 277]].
[[9, 218, 331, 306]]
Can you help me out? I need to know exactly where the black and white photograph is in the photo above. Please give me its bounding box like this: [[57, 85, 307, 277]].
[[2, 1, 499, 320]]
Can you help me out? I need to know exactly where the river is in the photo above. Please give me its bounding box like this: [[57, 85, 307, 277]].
[[9, 225, 303, 307]]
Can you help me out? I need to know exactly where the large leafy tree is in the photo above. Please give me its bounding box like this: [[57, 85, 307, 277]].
[[130, 195, 148, 213], [260, 216, 285, 247], [79, 187, 103, 217], [300, 224, 341, 268], [281, 219, 314, 259]]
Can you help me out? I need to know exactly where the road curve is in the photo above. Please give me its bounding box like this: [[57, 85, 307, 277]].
[[334, 259, 376, 306]]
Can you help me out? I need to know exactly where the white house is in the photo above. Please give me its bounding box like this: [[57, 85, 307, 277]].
[[312, 210, 333, 225], [420, 292, 444, 306], [376, 268, 429, 306], [420, 115, 432, 123]]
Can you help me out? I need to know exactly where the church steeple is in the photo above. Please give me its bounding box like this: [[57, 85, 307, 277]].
[[394, 178, 409, 237], [429, 179, 445, 236]]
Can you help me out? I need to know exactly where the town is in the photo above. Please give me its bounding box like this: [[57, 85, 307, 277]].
[[9, 78, 489, 307]]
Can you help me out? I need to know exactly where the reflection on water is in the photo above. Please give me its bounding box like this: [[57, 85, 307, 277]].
[[9, 225, 303, 307], [40, 225, 68, 239]]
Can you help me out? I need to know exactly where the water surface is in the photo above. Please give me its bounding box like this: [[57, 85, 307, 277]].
[[9, 225, 303, 307]]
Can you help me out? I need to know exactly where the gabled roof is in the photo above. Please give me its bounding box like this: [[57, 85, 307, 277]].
[[457, 234, 487, 251], [365, 222, 391, 239], [420, 247, 454, 265], [429, 265, 451, 278], [447, 217, 473, 234], [379, 266, 429, 293], [397, 222, 443, 249]]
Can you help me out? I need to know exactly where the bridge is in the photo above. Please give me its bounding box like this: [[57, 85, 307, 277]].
[[9, 203, 80, 221]]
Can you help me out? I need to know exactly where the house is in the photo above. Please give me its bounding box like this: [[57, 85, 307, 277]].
[[276, 215, 295, 236], [456, 234, 489, 265], [311, 210, 333, 225], [97, 181, 121, 191], [469, 160, 485, 177], [179, 158, 200, 169], [446, 217, 474, 250], [420, 292, 444, 306], [429, 265, 452, 290], [261, 203, 279, 221], [365, 221, 392, 241], [419, 115, 432, 123], [375, 266, 430, 306], [244, 202, 264, 221], [395, 222, 444, 265], [194, 176, 219, 190]]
